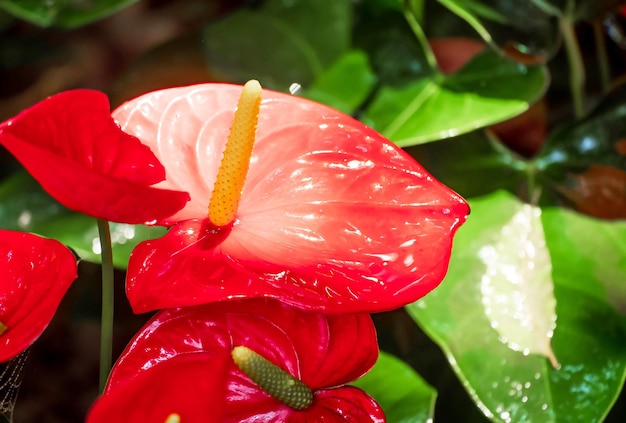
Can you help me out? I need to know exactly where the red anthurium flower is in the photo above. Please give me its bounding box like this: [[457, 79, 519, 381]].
[[116, 82, 469, 314], [0, 90, 190, 224], [0, 230, 77, 362], [87, 299, 384, 423]]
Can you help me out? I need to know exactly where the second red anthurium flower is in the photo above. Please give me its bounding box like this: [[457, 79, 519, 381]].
[[117, 81, 469, 314], [86, 299, 384, 422], [0, 90, 190, 224], [0, 229, 77, 362]]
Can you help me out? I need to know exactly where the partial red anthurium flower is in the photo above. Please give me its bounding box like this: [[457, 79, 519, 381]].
[[0, 230, 77, 362], [86, 299, 384, 423], [117, 82, 469, 314], [0, 90, 190, 224]]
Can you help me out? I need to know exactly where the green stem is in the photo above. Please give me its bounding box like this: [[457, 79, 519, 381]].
[[402, 0, 440, 72], [97, 219, 114, 392], [592, 19, 611, 93], [525, 162, 541, 206], [559, 17, 585, 118]]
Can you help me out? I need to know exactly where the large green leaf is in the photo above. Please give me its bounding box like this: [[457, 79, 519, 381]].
[[0, 0, 139, 28], [201, 0, 351, 91], [352, 351, 437, 423], [364, 49, 548, 146], [437, 0, 560, 60], [0, 171, 165, 268], [407, 191, 626, 422]]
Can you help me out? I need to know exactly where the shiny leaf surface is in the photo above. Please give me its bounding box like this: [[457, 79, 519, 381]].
[[0, 90, 190, 224], [115, 83, 469, 314], [0, 230, 77, 362], [364, 49, 548, 146], [407, 191, 626, 423], [477, 202, 557, 366], [352, 351, 436, 423], [89, 299, 384, 423], [0, 171, 166, 268], [0, 0, 140, 28], [536, 83, 626, 218], [201, 0, 350, 90]]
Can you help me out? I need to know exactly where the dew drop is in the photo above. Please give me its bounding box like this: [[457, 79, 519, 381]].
[[289, 83, 302, 95], [92, 238, 102, 255]]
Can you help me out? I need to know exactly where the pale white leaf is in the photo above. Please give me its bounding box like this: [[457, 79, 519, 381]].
[[478, 203, 558, 367]]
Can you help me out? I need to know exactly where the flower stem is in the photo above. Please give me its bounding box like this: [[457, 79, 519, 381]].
[[402, 0, 440, 72], [525, 162, 541, 206], [97, 218, 114, 392], [592, 19, 611, 93], [559, 17, 585, 118]]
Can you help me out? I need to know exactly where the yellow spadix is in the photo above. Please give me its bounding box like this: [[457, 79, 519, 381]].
[[208, 80, 262, 227]]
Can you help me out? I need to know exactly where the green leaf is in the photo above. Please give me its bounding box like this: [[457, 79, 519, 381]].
[[407, 191, 626, 423], [0, 171, 165, 268], [352, 351, 437, 423], [364, 49, 548, 146], [201, 0, 351, 91], [303, 50, 377, 115], [0, 0, 139, 28], [535, 83, 626, 218], [537, 83, 626, 175], [478, 202, 558, 366], [436, 0, 560, 59], [353, 0, 436, 86]]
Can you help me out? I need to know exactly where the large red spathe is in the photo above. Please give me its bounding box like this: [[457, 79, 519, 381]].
[[87, 299, 384, 422], [116, 83, 469, 313], [0, 90, 190, 224], [0, 230, 77, 362]]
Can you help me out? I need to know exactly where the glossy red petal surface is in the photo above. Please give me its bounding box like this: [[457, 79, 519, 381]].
[[102, 299, 379, 421], [0, 90, 189, 224], [0, 230, 77, 362], [87, 353, 227, 423], [118, 83, 469, 313], [297, 387, 386, 423]]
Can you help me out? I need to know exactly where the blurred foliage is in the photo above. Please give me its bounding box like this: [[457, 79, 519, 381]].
[[0, 0, 141, 28]]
